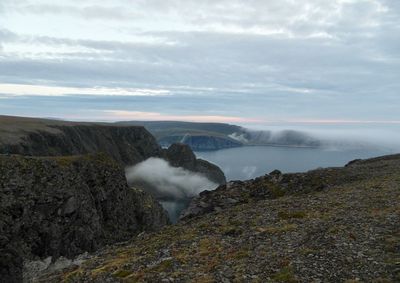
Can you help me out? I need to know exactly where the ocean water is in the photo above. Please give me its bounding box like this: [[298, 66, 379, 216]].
[[196, 145, 396, 181]]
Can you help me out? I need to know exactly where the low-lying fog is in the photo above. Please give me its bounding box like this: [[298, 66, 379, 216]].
[[240, 124, 400, 152], [199, 125, 400, 180], [126, 158, 218, 222]]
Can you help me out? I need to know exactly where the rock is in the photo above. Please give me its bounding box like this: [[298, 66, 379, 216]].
[[43, 173, 399, 283], [164, 143, 226, 185], [0, 120, 162, 167], [0, 153, 169, 282]]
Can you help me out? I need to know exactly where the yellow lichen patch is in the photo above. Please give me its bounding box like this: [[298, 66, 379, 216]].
[[198, 238, 222, 257], [194, 274, 216, 283], [224, 248, 250, 261], [53, 156, 79, 167], [62, 267, 84, 283], [112, 269, 132, 278], [278, 211, 307, 220], [90, 256, 131, 277]]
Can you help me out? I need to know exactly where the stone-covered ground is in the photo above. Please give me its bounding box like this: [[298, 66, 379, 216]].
[[38, 155, 400, 282]]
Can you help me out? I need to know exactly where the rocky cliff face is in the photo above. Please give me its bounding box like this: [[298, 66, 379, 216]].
[[0, 123, 162, 166], [0, 116, 226, 185], [0, 154, 169, 282], [165, 143, 226, 185]]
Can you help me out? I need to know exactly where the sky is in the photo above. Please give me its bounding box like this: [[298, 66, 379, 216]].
[[0, 0, 399, 126]]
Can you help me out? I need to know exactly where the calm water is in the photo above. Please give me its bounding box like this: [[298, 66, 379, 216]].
[[196, 146, 396, 181]]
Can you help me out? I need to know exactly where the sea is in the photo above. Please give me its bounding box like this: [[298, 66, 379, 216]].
[[195, 145, 396, 181]]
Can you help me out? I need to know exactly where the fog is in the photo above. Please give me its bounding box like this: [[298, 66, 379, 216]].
[[239, 125, 400, 152], [125, 158, 218, 201]]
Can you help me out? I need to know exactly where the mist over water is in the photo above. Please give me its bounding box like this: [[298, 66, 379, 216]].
[[197, 125, 400, 181], [125, 158, 218, 222]]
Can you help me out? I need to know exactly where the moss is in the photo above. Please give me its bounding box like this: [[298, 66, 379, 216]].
[[63, 268, 84, 282], [53, 156, 78, 167], [278, 211, 307, 220], [271, 267, 298, 283], [269, 184, 286, 198], [230, 249, 250, 260], [112, 269, 132, 278], [257, 224, 297, 234], [220, 225, 243, 236], [151, 259, 174, 272]]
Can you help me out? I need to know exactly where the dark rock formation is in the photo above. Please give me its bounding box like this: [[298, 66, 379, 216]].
[[164, 143, 226, 184], [0, 153, 169, 282], [0, 124, 162, 166]]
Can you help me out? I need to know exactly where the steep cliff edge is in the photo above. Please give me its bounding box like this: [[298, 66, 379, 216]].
[[0, 154, 169, 282], [0, 116, 226, 185], [0, 116, 162, 166]]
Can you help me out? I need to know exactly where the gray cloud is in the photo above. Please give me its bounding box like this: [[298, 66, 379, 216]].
[[0, 1, 399, 123]]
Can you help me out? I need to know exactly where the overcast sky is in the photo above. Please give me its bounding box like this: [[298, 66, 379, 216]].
[[0, 0, 399, 126]]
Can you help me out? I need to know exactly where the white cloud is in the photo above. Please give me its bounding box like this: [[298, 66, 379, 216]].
[[102, 110, 262, 123], [126, 157, 218, 200], [0, 84, 170, 97]]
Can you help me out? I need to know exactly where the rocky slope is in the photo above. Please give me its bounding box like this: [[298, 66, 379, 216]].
[[0, 153, 169, 283], [0, 115, 226, 185], [37, 154, 400, 282]]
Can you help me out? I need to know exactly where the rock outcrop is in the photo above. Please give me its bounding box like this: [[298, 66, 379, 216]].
[[0, 116, 162, 166], [0, 154, 169, 282], [164, 143, 226, 185]]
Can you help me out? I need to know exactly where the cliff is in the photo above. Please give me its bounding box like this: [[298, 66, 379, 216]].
[[165, 143, 226, 185], [0, 116, 226, 185], [0, 154, 169, 282], [159, 134, 242, 151], [0, 116, 162, 166], [39, 154, 400, 282]]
